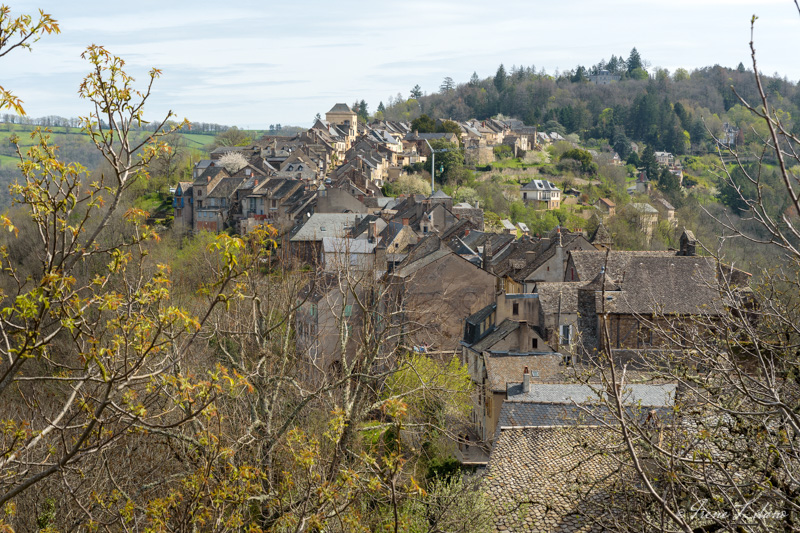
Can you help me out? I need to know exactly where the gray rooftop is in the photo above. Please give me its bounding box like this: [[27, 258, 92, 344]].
[[506, 382, 677, 407], [290, 213, 359, 242], [521, 179, 560, 191]]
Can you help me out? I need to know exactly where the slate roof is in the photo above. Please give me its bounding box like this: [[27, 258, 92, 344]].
[[194, 165, 229, 184], [490, 238, 538, 278], [534, 282, 584, 315], [484, 351, 564, 392], [348, 214, 380, 239], [570, 251, 732, 315], [497, 402, 607, 428], [569, 250, 674, 282], [377, 220, 405, 248], [484, 427, 615, 532], [429, 189, 451, 199], [322, 237, 377, 255], [514, 233, 591, 283], [589, 223, 613, 245], [391, 235, 454, 278], [290, 213, 358, 242], [658, 198, 676, 211], [207, 177, 245, 198], [629, 202, 658, 214], [470, 319, 520, 355], [328, 103, 353, 113], [465, 302, 496, 327], [505, 383, 676, 407], [521, 179, 560, 191]]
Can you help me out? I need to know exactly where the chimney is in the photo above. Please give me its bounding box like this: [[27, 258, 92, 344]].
[[483, 241, 493, 272], [402, 217, 409, 226], [254, 179, 259, 186], [464, 228, 470, 237], [522, 366, 531, 393], [368, 220, 377, 243], [540, 237, 551, 250]]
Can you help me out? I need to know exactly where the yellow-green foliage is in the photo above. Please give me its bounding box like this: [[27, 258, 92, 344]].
[[383, 354, 472, 421]]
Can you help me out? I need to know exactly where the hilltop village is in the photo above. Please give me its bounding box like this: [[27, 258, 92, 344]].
[[171, 103, 751, 530]]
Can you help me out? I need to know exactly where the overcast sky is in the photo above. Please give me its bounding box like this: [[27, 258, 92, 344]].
[[4, 0, 799, 128]]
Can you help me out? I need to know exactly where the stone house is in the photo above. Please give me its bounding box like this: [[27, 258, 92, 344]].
[[594, 197, 616, 217], [626, 202, 659, 240], [325, 103, 358, 148], [521, 179, 561, 209], [461, 302, 561, 443], [388, 235, 499, 349], [289, 213, 359, 265], [485, 381, 674, 531], [173, 181, 193, 232], [239, 178, 307, 234], [568, 242, 750, 357]]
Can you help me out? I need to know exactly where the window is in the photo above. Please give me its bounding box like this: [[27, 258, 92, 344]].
[[512, 302, 519, 315], [560, 324, 571, 345], [309, 304, 317, 317], [344, 304, 353, 317], [271, 200, 278, 209], [532, 338, 538, 349]]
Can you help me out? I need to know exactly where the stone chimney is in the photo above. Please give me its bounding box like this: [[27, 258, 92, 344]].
[[402, 217, 409, 226], [368, 220, 377, 243], [483, 240, 493, 272], [522, 366, 531, 393], [679, 229, 697, 256]]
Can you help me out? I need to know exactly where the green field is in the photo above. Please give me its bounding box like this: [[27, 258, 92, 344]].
[[0, 124, 219, 154]]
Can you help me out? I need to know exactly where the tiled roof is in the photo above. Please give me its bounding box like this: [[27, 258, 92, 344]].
[[484, 427, 615, 532]]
